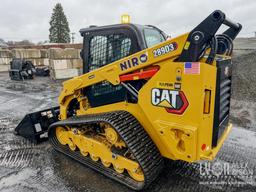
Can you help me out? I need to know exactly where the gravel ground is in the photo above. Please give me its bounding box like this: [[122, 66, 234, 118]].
[[230, 50, 256, 130], [0, 57, 256, 192]]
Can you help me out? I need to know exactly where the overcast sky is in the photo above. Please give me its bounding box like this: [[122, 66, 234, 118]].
[[0, 0, 255, 43]]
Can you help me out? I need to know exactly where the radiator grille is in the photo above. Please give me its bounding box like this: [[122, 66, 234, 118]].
[[219, 78, 231, 121], [212, 59, 232, 147]]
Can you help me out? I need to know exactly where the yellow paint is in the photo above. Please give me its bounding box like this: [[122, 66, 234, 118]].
[[184, 41, 190, 50], [200, 123, 232, 160], [55, 126, 144, 181]]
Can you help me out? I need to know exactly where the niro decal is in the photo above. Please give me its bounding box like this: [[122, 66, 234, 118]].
[[151, 88, 188, 114], [120, 53, 148, 71]]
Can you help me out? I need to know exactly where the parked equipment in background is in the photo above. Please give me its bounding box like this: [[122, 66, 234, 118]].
[[9, 59, 50, 80], [35, 65, 50, 77], [9, 59, 36, 80], [15, 10, 242, 190]]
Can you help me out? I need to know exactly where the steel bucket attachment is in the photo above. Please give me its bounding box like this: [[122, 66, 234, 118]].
[[15, 107, 60, 143]]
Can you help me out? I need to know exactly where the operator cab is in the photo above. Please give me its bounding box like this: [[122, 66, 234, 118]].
[[80, 24, 167, 73], [80, 24, 167, 107]]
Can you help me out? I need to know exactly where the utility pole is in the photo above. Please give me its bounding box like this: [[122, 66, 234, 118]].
[[70, 32, 75, 43], [254, 31, 256, 38]]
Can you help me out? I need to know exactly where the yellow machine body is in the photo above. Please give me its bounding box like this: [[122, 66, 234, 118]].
[[58, 33, 231, 163]]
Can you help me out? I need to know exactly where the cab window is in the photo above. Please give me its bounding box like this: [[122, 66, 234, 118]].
[[88, 34, 132, 71], [144, 28, 165, 48]]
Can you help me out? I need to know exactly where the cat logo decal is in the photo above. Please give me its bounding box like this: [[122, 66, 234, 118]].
[[151, 88, 188, 114]]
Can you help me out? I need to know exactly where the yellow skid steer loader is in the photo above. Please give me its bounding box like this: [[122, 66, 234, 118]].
[[15, 10, 242, 190]]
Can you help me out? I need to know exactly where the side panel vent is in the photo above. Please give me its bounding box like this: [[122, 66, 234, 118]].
[[212, 59, 232, 147]]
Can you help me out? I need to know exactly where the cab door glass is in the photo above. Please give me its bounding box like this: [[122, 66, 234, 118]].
[[87, 33, 133, 106], [88, 34, 132, 72], [144, 28, 165, 48]]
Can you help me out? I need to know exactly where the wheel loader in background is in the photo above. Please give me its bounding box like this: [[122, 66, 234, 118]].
[[15, 10, 242, 190]]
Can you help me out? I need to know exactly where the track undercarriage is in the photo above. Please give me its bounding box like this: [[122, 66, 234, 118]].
[[48, 111, 164, 190]]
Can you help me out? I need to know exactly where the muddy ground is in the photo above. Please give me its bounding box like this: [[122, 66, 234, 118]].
[[0, 49, 256, 192]]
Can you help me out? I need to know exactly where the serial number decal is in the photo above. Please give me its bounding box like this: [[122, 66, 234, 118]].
[[152, 42, 178, 58], [157, 81, 174, 89]]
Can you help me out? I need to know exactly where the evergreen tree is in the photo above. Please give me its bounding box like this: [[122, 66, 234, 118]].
[[49, 3, 70, 43]]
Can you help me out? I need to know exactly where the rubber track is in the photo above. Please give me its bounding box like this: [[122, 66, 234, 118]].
[[48, 111, 164, 190]]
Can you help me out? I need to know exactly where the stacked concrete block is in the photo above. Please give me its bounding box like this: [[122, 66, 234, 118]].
[[71, 59, 83, 69], [38, 49, 49, 66], [11, 49, 25, 58], [11, 49, 50, 66], [40, 49, 48, 58], [0, 49, 12, 72], [49, 48, 80, 59], [12, 49, 40, 59], [26, 49, 45, 66], [0, 47, 82, 76], [49, 48, 83, 80]]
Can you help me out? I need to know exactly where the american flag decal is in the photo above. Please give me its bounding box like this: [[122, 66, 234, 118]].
[[184, 62, 200, 74]]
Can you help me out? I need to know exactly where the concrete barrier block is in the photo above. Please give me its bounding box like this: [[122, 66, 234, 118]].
[[12, 49, 26, 58], [40, 49, 48, 58], [65, 48, 80, 59], [77, 49, 81, 58], [71, 59, 83, 69], [43, 58, 50, 66], [0, 64, 10, 72], [0, 58, 11, 65], [27, 58, 49, 66], [12, 49, 41, 59], [0, 49, 12, 58], [48, 48, 59, 59], [49, 59, 72, 70], [49, 48, 80, 59], [26, 49, 41, 58], [50, 68, 79, 80], [78, 68, 83, 75]]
